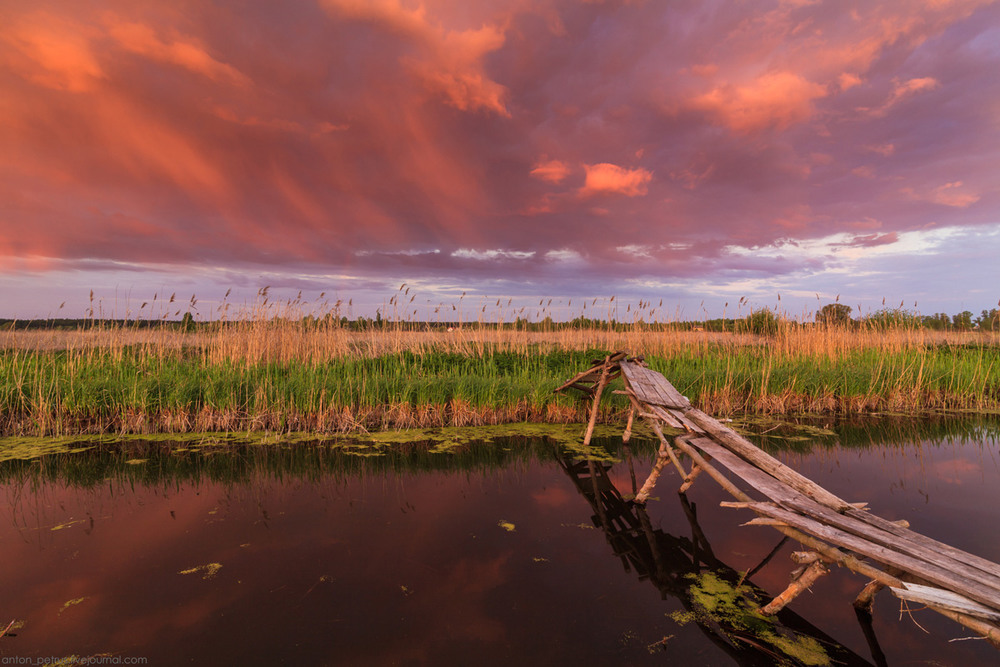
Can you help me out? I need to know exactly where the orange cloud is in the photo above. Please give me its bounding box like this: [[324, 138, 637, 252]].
[[105, 17, 250, 86], [690, 71, 827, 133], [321, 0, 510, 116], [3, 13, 105, 92], [580, 163, 652, 197], [530, 159, 570, 183]]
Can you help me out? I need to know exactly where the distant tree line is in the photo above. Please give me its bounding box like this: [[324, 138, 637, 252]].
[[3, 304, 999, 334], [814, 304, 1000, 331]]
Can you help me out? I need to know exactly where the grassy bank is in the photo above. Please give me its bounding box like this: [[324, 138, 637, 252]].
[[2, 321, 999, 436]]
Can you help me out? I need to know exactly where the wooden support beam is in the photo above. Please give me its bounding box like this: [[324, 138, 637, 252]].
[[633, 421, 691, 504], [679, 462, 705, 493], [634, 455, 670, 504], [761, 559, 830, 615]]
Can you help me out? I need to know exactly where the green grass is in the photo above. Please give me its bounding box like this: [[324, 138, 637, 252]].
[[1, 338, 1000, 436]]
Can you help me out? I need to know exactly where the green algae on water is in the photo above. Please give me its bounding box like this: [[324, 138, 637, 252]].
[[681, 571, 831, 667]]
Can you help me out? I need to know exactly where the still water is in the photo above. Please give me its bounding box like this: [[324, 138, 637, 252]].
[[1, 418, 999, 666]]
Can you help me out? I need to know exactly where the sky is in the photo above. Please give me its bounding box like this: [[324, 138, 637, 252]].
[[2, 0, 1000, 322]]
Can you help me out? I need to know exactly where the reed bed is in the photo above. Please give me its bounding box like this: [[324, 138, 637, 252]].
[[2, 310, 999, 437]]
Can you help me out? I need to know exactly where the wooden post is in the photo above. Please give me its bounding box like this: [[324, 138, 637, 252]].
[[622, 406, 635, 444], [854, 580, 886, 612], [582, 357, 611, 446]]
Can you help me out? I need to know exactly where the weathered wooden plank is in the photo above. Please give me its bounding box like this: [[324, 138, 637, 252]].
[[620, 362, 690, 408], [667, 407, 704, 433], [843, 506, 1000, 584], [643, 372, 691, 409], [620, 362, 671, 406], [629, 362, 689, 407], [780, 496, 1000, 598], [891, 583, 1000, 623], [682, 410, 852, 511], [736, 501, 1000, 613], [691, 436, 1000, 598], [619, 363, 658, 404]]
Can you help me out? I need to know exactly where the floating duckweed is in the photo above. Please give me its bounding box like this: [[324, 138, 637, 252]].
[[669, 610, 696, 625], [59, 597, 87, 614], [684, 572, 831, 666], [50, 519, 87, 531], [178, 563, 222, 579]]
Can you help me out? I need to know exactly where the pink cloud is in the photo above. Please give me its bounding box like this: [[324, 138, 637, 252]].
[[689, 71, 827, 133], [865, 77, 940, 117], [838, 72, 863, 91], [901, 181, 981, 208], [530, 159, 570, 183], [580, 163, 652, 197]]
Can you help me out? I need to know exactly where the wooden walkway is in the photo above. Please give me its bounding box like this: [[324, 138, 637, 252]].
[[556, 352, 1000, 649], [554, 452, 877, 664]]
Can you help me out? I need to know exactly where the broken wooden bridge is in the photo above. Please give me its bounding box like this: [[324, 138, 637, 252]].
[[555, 352, 1000, 648]]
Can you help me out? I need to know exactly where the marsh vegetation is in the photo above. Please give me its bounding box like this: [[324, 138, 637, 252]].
[[2, 297, 1000, 436]]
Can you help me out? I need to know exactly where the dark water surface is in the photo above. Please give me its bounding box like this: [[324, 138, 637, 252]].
[[1, 418, 999, 666]]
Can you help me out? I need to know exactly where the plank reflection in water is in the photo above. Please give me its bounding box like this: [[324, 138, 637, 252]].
[[555, 448, 877, 667]]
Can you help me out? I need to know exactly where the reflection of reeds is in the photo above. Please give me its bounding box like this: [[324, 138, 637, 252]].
[[0, 433, 647, 489], [1, 293, 999, 436]]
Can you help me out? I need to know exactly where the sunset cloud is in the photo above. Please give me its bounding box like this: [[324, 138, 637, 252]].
[[320, 0, 510, 116], [866, 77, 941, 117], [902, 181, 981, 208], [530, 159, 570, 184], [3, 13, 105, 92], [690, 71, 827, 134], [580, 163, 652, 198], [1, 0, 998, 319], [105, 17, 250, 86]]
